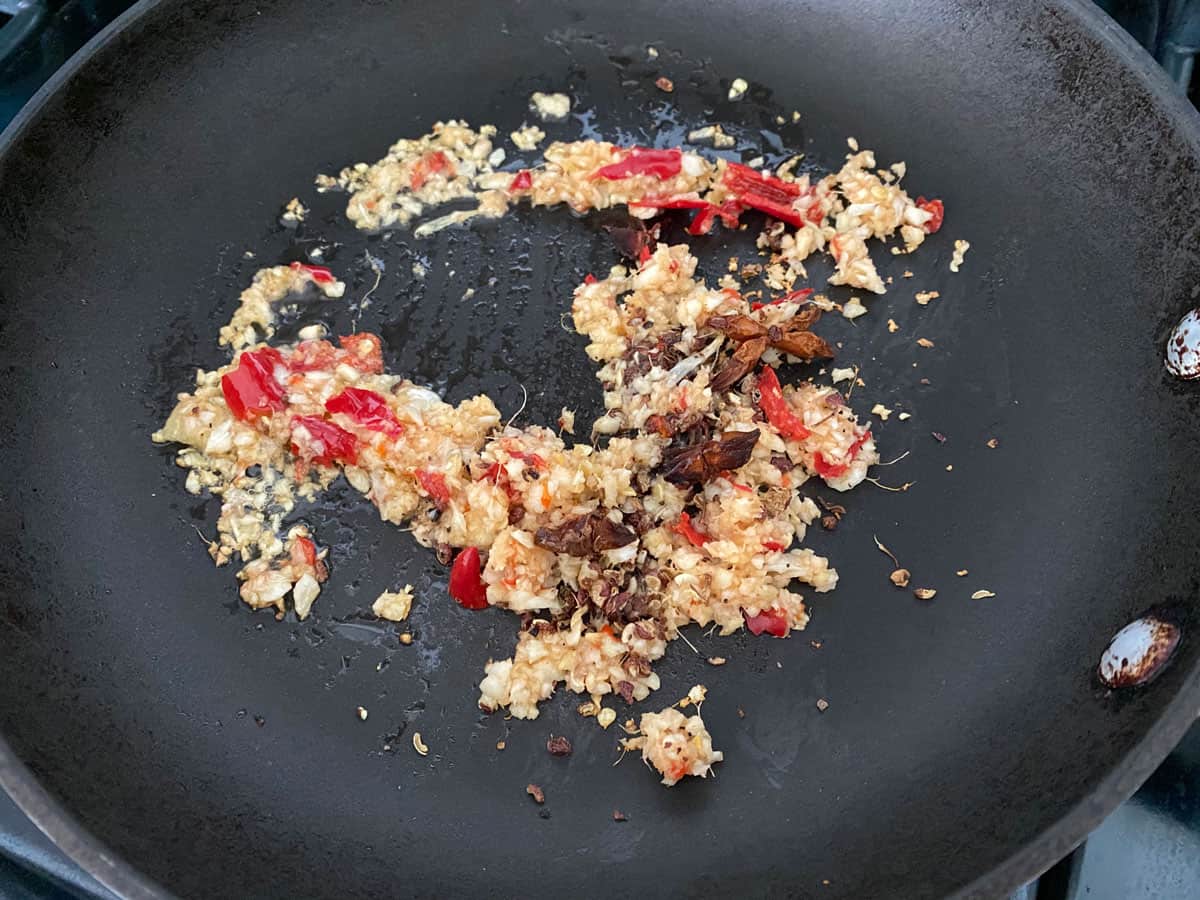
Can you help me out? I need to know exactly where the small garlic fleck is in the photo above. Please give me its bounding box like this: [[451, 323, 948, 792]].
[[971, 590, 996, 600], [412, 732, 429, 756], [728, 77, 749, 101], [913, 588, 937, 600], [890, 568, 911, 587], [597, 708, 617, 729], [356, 706, 368, 721]]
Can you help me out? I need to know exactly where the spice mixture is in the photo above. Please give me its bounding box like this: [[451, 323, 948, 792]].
[[154, 114, 944, 787]]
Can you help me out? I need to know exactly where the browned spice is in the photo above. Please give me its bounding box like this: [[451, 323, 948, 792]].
[[546, 734, 573, 757], [655, 76, 674, 92], [526, 783, 545, 804], [535, 510, 636, 557], [661, 429, 760, 485]]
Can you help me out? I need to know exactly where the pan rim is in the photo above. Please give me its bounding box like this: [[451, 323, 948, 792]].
[[0, 1, 1198, 898]]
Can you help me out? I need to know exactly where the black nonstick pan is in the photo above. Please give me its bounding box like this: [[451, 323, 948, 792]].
[[2, 1, 1200, 897]]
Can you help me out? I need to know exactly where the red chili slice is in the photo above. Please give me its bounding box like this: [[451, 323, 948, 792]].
[[449, 547, 488, 609], [812, 430, 873, 479], [416, 469, 451, 509], [743, 608, 789, 637], [221, 347, 287, 421], [290, 415, 358, 466], [509, 169, 533, 192], [292, 536, 318, 567], [671, 512, 710, 547], [593, 147, 682, 180], [723, 162, 808, 227], [325, 387, 404, 438], [629, 194, 711, 211], [756, 366, 811, 440], [289, 261, 336, 285], [915, 196, 945, 233], [686, 199, 744, 236]]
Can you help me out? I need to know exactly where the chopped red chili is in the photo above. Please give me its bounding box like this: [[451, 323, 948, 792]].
[[756, 366, 810, 440], [593, 147, 682, 181], [508, 169, 533, 192], [722, 162, 807, 227], [671, 512, 710, 547], [221, 347, 287, 421], [812, 430, 872, 479], [509, 450, 546, 468], [410, 150, 453, 190], [743, 608, 789, 637], [288, 261, 336, 285], [762, 541, 787, 552], [686, 199, 744, 236], [337, 333, 384, 374], [916, 196, 944, 233], [448, 547, 488, 609], [583, 273, 597, 285], [325, 387, 404, 438], [290, 415, 358, 466], [416, 469, 451, 509]]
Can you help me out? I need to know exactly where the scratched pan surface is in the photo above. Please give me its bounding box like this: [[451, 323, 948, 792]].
[[1, 0, 1200, 898]]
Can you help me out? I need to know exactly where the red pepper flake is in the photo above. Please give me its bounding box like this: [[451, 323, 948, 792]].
[[448, 546, 488, 609], [286, 339, 339, 373], [762, 541, 787, 552], [671, 512, 710, 547], [583, 273, 597, 285], [508, 169, 533, 192], [743, 608, 789, 637], [221, 347, 287, 421], [915, 196, 945, 233], [289, 415, 358, 466], [325, 386, 404, 438], [415, 469, 451, 509], [726, 478, 753, 493], [723, 162, 808, 227], [756, 366, 810, 440], [410, 150, 453, 190], [288, 261, 336, 285], [638, 243, 653, 265], [509, 450, 546, 468], [931, 431, 947, 443], [337, 333, 384, 374], [593, 147, 682, 181]]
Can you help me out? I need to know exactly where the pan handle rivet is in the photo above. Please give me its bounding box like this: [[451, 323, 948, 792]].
[[1098, 616, 1180, 688]]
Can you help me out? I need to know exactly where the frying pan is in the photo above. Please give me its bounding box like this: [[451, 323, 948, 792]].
[[2, 0, 1199, 897]]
